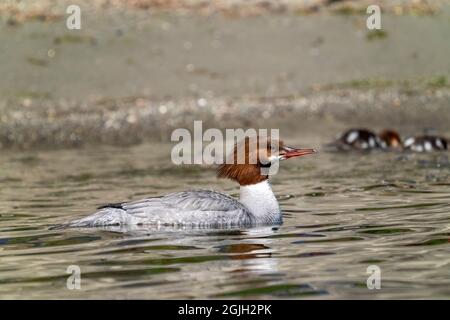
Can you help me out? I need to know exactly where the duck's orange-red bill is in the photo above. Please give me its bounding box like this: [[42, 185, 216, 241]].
[[283, 147, 317, 159]]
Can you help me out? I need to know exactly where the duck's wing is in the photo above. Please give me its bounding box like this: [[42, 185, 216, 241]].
[[116, 190, 251, 226], [164, 190, 248, 211], [123, 190, 248, 216]]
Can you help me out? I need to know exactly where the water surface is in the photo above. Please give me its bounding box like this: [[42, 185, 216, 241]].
[[0, 143, 449, 299]]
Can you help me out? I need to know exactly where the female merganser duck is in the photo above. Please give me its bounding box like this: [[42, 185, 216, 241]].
[[403, 135, 448, 152], [327, 128, 402, 151], [58, 137, 316, 228]]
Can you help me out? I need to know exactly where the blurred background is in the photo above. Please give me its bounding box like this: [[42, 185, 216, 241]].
[[0, 0, 449, 300], [1, 0, 449, 149]]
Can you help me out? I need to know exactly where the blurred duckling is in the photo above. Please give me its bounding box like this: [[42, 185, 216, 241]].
[[403, 136, 448, 152], [327, 128, 402, 151]]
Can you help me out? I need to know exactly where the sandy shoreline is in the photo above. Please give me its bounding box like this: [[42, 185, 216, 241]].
[[1, 86, 449, 149]]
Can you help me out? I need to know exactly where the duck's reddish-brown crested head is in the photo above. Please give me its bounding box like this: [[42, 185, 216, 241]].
[[217, 136, 316, 186], [379, 129, 402, 148]]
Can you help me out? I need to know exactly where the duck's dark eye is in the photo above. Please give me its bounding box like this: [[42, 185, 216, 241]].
[[260, 162, 271, 168]]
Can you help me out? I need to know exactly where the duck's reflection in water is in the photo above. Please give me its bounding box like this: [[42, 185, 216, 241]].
[[216, 226, 282, 276], [67, 224, 281, 275]]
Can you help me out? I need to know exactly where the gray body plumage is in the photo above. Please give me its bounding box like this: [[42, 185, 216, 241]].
[[63, 190, 257, 228], [59, 180, 283, 229]]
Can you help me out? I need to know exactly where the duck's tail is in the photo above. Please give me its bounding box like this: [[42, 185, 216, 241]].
[[50, 208, 127, 229]]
